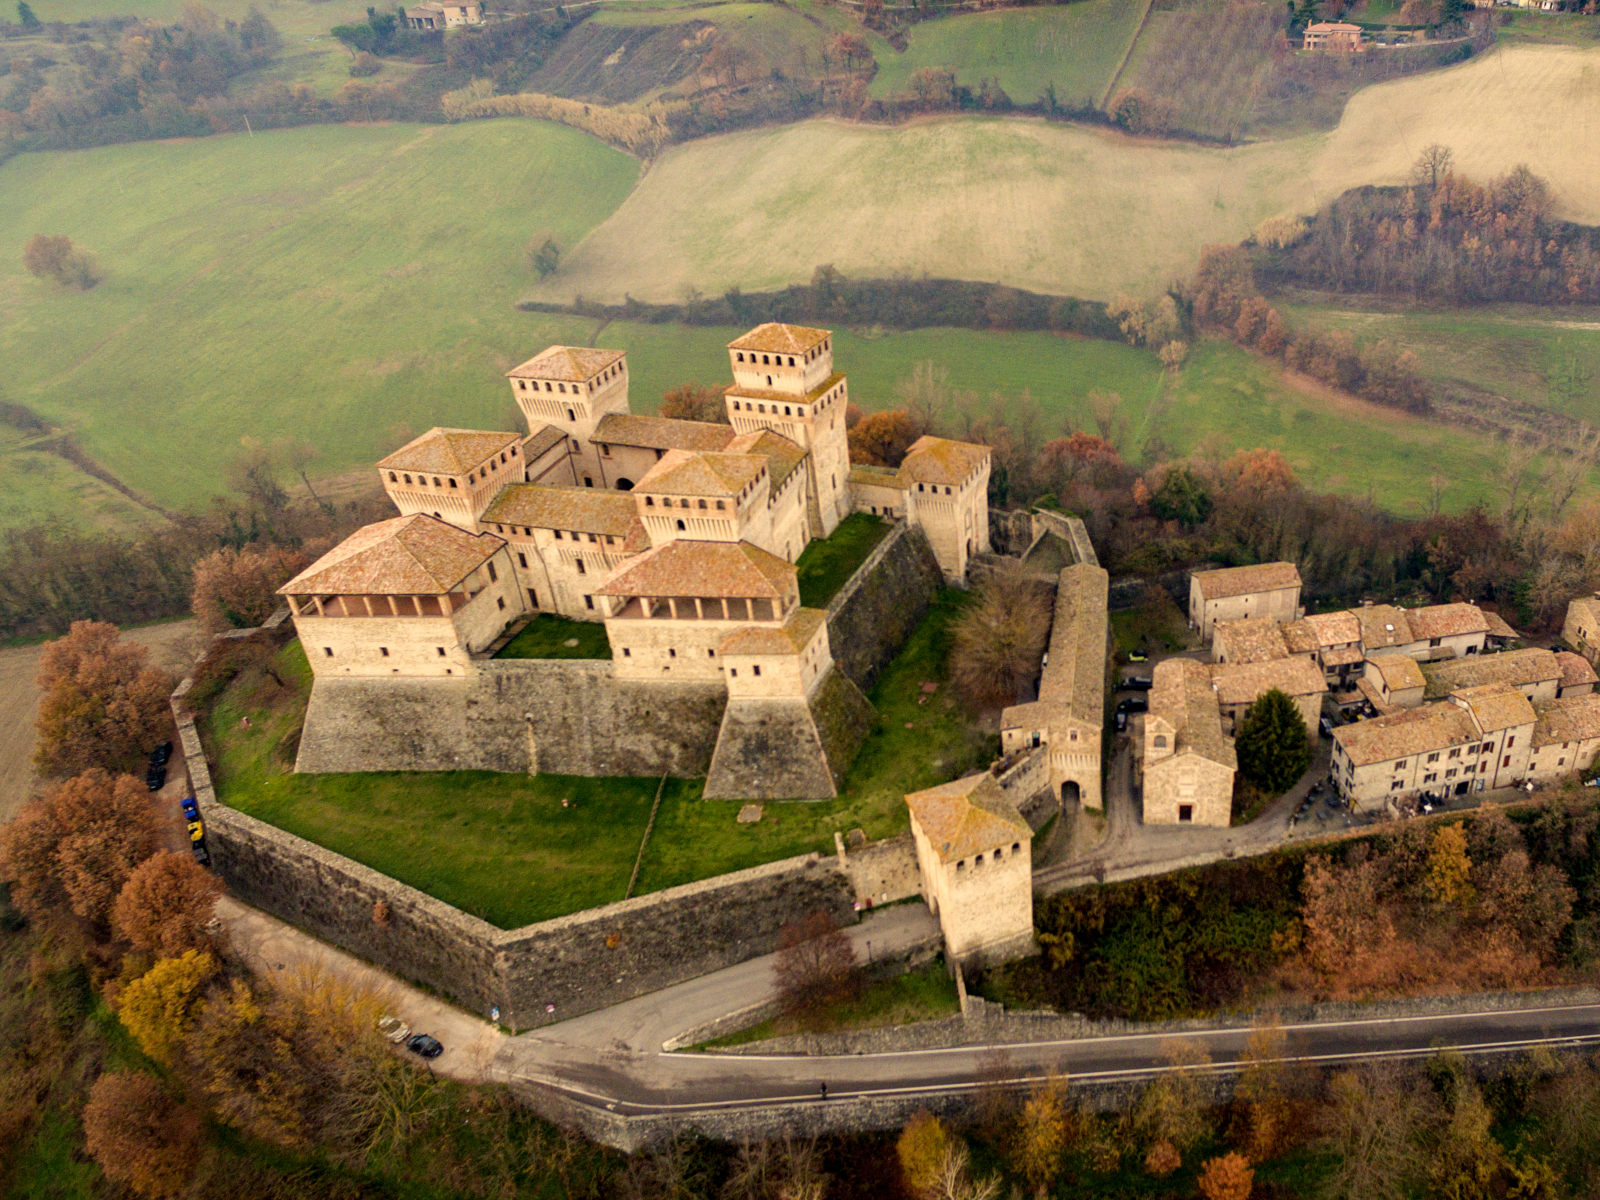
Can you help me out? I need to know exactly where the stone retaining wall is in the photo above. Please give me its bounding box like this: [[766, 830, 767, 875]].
[[826, 522, 944, 691]]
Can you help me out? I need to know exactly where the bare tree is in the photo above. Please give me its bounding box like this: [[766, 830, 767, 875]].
[[1087, 390, 1129, 451], [895, 360, 953, 434], [1545, 423, 1600, 522], [1411, 143, 1454, 191], [950, 561, 1052, 710], [773, 911, 862, 1030]]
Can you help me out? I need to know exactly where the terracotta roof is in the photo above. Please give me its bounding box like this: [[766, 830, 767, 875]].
[[1036, 565, 1108, 722], [378, 428, 521, 475], [1281, 619, 1317, 655], [1368, 653, 1425, 694], [1354, 605, 1414, 650], [1333, 703, 1479, 767], [1214, 617, 1290, 664], [849, 464, 909, 491], [1191, 562, 1301, 601], [506, 346, 625, 382], [1355, 677, 1399, 716], [635, 450, 767, 498], [726, 429, 807, 490], [718, 607, 826, 656], [1533, 694, 1600, 747], [1302, 610, 1362, 647], [1404, 603, 1490, 641], [1149, 658, 1236, 769], [1567, 595, 1600, 628], [597, 539, 795, 600], [280, 514, 503, 597], [1483, 610, 1519, 640], [1210, 655, 1327, 706], [728, 323, 830, 355], [1556, 651, 1598, 690], [591, 413, 736, 454], [523, 424, 569, 460], [1320, 645, 1365, 667], [1423, 648, 1561, 699], [1308, 20, 1361, 30], [1452, 683, 1536, 734], [899, 436, 990, 487], [905, 774, 1030, 864], [480, 484, 637, 537]]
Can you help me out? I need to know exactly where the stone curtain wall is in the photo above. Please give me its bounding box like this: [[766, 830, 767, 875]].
[[826, 523, 944, 691], [835, 833, 921, 907], [295, 661, 727, 777]]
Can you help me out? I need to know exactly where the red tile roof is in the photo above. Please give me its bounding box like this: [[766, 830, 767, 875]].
[[281, 514, 503, 597]]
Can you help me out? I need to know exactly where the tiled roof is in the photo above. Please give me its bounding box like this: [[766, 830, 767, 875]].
[[1533, 693, 1600, 747], [280, 514, 502, 597], [726, 429, 807, 490], [1567, 595, 1600, 628], [1354, 605, 1414, 649], [1302, 610, 1362, 647], [523, 424, 568, 460], [1036, 565, 1109, 723], [728, 323, 830, 355], [378, 428, 521, 475], [480, 484, 637, 537], [718, 607, 826, 656], [1191, 562, 1301, 601], [597, 539, 795, 600], [1452, 683, 1536, 734], [1483, 610, 1519, 640], [906, 774, 1030, 864], [1150, 658, 1236, 769], [635, 450, 767, 498], [1214, 617, 1290, 664], [1404, 603, 1490, 641], [1321, 646, 1365, 667], [1368, 653, 1425, 693], [849, 464, 909, 491], [591, 413, 736, 454], [1556, 651, 1598, 690], [1308, 20, 1361, 30], [506, 346, 625, 382], [1422, 648, 1561, 699], [1210, 655, 1327, 706], [1334, 703, 1479, 767], [899, 436, 990, 487]]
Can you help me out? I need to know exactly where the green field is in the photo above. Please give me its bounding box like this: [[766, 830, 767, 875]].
[[868, 0, 1149, 106], [0, 122, 639, 528]]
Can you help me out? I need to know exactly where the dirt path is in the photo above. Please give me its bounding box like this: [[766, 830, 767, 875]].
[[0, 619, 200, 825]]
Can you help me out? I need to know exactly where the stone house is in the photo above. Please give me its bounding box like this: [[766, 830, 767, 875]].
[[1188, 562, 1302, 644], [1562, 595, 1600, 666], [1556, 651, 1599, 698], [1421, 647, 1565, 705], [1528, 695, 1600, 783], [1141, 658, 1236, 827], [1282, 610, 1365, 687], [1000, 564, 1109, 811], [1209, 654, 1327, 737], [905, 774, 1034, 966], [1360, 653, 1426, 713], [402, 0, 482, 28], [1303, 20, 1362, 50]]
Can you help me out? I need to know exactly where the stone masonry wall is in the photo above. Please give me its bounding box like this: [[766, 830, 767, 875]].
[[826, 522, 945, 691]]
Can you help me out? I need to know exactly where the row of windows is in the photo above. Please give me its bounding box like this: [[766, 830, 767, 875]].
[[514, 362, 623, 396], [915, 482, 956, 496], [732, 342, 828, 368], [322, 645, 450, 659], [385, 446, 519, 490], [954, 842, 1024, 873], [645, 495, 734, 510]]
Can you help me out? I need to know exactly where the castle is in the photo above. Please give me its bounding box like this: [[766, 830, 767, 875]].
[[277, 324, 992, 799]]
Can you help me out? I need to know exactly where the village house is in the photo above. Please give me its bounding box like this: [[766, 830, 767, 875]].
[[1141, 657, 1237, 826], [1562, 595, 1600, 667], [999, 564, 1110, 811], [401, 0, 483, 29], [1421, 647, 1569, 704], [1209, 654, 1327, 736], [905, 774, 1034, 966], [1360, 653, 1427, 713], [1303, 20, 1363, 50], [1188, 562, 1302, 644]]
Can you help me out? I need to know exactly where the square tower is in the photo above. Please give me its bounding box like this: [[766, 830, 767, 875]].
[[506, 347, 630, 487], [724, 324, 852, 537]]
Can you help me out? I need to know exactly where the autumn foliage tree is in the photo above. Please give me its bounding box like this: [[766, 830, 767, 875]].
[[949, 563, 1052, 711], [897, 1110, 955, 1197], [113, 850, 225, 957], [82, 1073, 204, 1198], [0, 769, 161, 934], [848, 408, 923, 467], [772, 911, 862, 1030], [1196, 1151, 1254, 1200], [33, 620, 172, 776], [659, 382, 729, 424], [118, 950, 218, 1066], [190, 544, 309, 634]]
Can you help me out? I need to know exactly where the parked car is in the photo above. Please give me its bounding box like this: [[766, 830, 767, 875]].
[[145, 766, 166, 793], [1127, 650, 1148, 663], [378, 1016, 411, 1044], [187, 818, 204, 844], [1115, 697, 1148, 715], [406, 1033, 444, 1059], [1121, 676, 1154, 691], [1318, 716, 1334, 738], [1114, 711, 1128, 733], [150, 741, 173, 767], [192, 844, 212, 867], [181, 795, 200, 821]]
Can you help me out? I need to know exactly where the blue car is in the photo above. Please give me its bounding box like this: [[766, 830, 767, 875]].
[[181, 795, 200, 821]]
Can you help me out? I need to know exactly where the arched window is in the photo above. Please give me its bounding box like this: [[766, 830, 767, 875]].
[[676, 519, 685, 531], [566, 408, 575, 422], [1153, 735, 1168, 748]]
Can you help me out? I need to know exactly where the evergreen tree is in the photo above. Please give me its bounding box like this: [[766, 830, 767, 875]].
[[1235, 688, 1311, 795], [17, 1, 41, 27]]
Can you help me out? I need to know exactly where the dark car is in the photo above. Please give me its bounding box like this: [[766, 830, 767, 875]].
[[192, 844, 211, 867], [181, 795, 200, 821], [406, 1033, 444, 1059], [1121, 676, 1154, 691], [150, 741, 173, 767], [1115, 696, 1148, 715], [145, 766, 167, 793]]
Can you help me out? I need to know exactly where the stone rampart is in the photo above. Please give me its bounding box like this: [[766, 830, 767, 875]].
[[826, 522, 944, 691], [295, 659, 727, 777], [835, 833, 920, 907], [703, 669, 874, 799]]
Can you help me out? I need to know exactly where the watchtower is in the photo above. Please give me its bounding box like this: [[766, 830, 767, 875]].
[[505, 346, 630, 487]]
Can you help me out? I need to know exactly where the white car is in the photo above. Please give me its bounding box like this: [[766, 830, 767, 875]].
[[377, 1015, 411, 1044]]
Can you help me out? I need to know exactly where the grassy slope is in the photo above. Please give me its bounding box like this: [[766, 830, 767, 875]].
[[0, 121, 639, 521], [868, 0, 1148, 106]]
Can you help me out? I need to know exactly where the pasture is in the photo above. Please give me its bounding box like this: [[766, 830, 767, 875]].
[[867, 0, 1150, 106]]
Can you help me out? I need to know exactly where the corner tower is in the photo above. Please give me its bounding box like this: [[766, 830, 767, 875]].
[[724, 324, 851, 537], [506, 346, 630, 487]]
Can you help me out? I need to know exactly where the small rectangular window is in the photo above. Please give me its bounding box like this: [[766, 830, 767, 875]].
[[380, 647, 389, 657], [487, 561, 498, 583], [497, 597, 506, 610], [437, 647, 446, 657], [584, 595, 595, 610], [517, 553, 528, 569], [753, 665, 762, 676], [323, 647, 334, 657]]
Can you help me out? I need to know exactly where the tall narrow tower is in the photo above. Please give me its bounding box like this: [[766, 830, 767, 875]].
[[506, 346, 630, 487], [723, 324, 851, 538]]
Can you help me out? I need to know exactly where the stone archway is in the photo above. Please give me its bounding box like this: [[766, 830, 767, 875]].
[[615, 478, 634, 491], [1061, 780, 1080, 806]]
